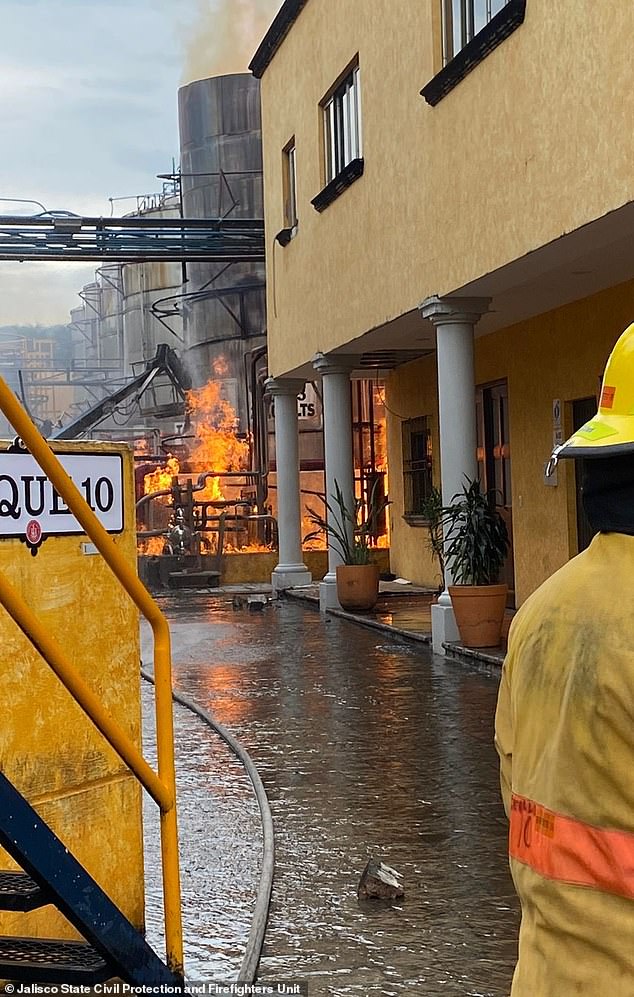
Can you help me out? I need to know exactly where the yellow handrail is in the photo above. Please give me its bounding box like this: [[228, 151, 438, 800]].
[[0, 379, 183, 977], [0, 575, 172, 812]]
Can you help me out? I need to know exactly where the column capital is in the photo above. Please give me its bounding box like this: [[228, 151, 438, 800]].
[[312, 352, 358, 376], [264, 376, 306, 398], [419, 294, 491, 326]]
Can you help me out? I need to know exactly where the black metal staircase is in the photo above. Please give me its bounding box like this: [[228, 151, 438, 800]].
[[0, 771, 182, 986]]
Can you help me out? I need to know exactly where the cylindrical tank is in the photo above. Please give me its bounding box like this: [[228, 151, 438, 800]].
[[178, 74, 266, 432]]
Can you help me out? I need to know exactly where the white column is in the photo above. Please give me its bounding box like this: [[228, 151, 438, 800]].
[[265, 377, 312, 591], [419, 295, 490, 654], [312, 353, 357, 612]]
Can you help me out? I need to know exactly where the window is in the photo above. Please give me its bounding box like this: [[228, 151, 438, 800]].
[[421, 0, 526, 106], [283, 140, 298, 229], [402, 416, 433, 517], [323, 64, 362, 184], [442, 0, 511, 63]]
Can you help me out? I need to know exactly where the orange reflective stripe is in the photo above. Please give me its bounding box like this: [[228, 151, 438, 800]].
[[510, 793, 634, 901]]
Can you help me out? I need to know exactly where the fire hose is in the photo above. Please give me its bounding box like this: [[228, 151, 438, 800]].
[[140, 668, 274, 985]]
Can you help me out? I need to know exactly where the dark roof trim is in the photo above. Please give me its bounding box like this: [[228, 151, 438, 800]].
[[249, 0, 310, 78]]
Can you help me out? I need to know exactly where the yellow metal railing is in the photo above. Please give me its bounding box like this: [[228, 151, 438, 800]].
[[0, 379, 183, 977]]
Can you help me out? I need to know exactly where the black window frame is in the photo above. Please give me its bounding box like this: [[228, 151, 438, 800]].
[[311, 61, 364, 213], [421, 0, 526, 107], [402, 415, 434, 520]]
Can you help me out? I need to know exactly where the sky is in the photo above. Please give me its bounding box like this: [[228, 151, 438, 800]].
[[0, 0, 280, 326]]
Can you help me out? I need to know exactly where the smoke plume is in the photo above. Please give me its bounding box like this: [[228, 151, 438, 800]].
[[182, 0, 281, 83]]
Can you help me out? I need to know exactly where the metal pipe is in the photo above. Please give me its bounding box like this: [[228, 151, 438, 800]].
[[0, 378, 184, 977], [136, 488, 172, 513]]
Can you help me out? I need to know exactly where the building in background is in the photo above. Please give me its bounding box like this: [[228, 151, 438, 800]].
[[0, 332, 76, 436], [251, 0, 634, 645]]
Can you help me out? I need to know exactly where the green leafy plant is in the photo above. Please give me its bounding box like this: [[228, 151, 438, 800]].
[[442, 477, 509, 585], [418, 485, 445, 590], [305, 479, 390, 566]]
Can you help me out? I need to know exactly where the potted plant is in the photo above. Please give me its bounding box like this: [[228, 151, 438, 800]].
[[306, 479, 390, 611], [442, 477, 510, 648]]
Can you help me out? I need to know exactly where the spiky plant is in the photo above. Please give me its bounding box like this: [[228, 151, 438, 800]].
[[418, 485, 445, 589], [305, 479, 390, 566], [442, 477, 509, 586]]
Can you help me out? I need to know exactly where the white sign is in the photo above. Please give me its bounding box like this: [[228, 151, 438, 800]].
[[0, 448, 124, 553], [297, 383, 319, 421], [552, 398, 563, 446]]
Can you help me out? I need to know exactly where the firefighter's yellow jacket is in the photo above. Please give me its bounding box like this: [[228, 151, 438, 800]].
[[495, 532, 634, 996]]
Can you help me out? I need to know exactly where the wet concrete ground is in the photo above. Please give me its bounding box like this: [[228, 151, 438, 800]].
[[141, 595, 519, 995]]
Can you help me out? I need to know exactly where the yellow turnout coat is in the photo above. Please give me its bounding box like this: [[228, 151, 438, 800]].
[[495, 532, 634, 996]]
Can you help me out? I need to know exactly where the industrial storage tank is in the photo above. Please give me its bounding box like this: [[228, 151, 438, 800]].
[[178, 73, 266, 434]]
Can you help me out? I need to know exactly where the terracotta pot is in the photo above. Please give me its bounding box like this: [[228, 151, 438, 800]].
[[448, 584, 508, 648], [336, 564, 380, 612]]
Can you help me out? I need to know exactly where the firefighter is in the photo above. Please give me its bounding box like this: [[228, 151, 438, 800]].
[[495, 322, 634, 996]]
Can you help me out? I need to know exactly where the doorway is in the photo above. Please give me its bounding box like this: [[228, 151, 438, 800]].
[[476, 380, 515, 606], [571, 396, 597, 553]]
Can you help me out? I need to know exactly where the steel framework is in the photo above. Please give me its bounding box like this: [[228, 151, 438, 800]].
[[0, 215, 264, 263]]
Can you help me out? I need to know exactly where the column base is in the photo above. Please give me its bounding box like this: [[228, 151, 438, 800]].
[[431, 601, 460, 655], [319, 578, 341, 612], [271, 564, 312, 592]]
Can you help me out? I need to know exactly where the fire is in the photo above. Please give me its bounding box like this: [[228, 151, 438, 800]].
[[212, 356, 229, 377], [372, 384, 390, 548], [302, 517, 327, 550], [143, 456, 180, 495], [139, 536, 165, 556], [186, 379, 249, 501], [224, 540, 274, 554]]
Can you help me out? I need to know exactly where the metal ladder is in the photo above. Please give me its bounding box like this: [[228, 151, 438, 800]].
[[0, 772, 181, 985]]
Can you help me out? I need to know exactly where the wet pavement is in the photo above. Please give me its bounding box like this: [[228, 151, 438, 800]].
[[141, 595, 519, 995]]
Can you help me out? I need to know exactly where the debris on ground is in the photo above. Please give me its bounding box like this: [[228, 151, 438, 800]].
[[358, 858, 404, 900]]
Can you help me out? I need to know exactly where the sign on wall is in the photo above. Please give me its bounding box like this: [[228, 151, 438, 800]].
[[0, 441, 124, 554], [297, 383, 319, 420]]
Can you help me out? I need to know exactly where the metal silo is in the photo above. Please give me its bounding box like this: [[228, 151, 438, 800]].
[[178, 73, 266, 433]]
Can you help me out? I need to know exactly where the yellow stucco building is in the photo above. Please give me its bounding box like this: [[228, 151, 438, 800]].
[[251, 0, 634, 649]]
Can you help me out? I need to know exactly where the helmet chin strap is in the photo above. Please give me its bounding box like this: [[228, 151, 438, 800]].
[[545, 448, 563, 477]]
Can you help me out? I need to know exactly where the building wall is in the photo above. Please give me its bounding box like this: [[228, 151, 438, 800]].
[[259, 0, 634, 376], [387, 279, 634, 603], [386, 356, 440, 589]]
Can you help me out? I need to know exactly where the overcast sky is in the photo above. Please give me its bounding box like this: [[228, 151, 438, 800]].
[[0, 0, 279, 326]]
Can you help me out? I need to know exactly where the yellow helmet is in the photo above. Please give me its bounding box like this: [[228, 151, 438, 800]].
[[551, 322, 634, 465]]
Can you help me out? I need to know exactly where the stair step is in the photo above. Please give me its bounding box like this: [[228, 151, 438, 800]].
[[0, 871, 47, 912], [0, 936, 111, 984]]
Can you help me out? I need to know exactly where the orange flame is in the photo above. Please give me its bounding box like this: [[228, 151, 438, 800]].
[[224, 540, 274, 554], [139, 536, 165, 555], [143, 455, 180, 496], [186, 378, 249, 501]]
